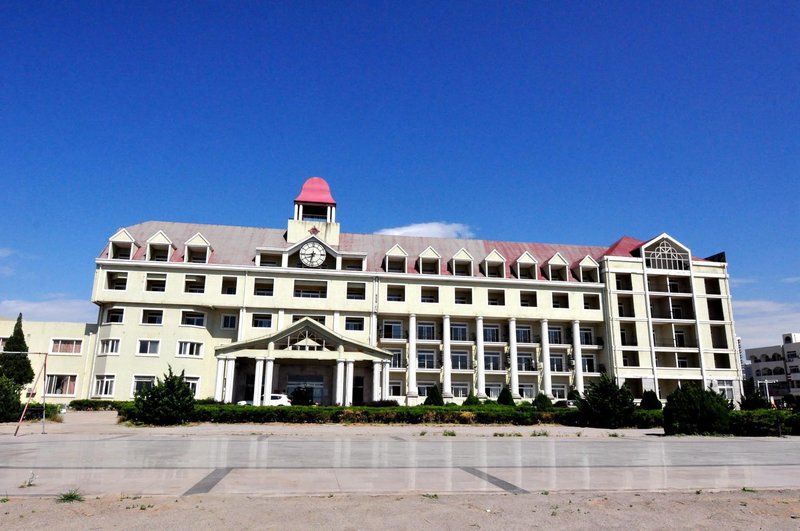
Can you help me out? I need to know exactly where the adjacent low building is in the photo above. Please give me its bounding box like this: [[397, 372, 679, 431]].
[[1, 177, 743, 405], [745, 333, 800, 400]]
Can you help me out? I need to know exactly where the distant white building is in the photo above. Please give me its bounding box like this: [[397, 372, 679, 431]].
[[1, 177, 743, 405], [745, 333, 800, 400]]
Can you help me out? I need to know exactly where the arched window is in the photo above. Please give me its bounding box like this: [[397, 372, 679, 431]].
[[763, 368, 773, 376]]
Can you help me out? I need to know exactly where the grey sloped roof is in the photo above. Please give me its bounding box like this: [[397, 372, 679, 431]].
[[103, 220, 631, 280]]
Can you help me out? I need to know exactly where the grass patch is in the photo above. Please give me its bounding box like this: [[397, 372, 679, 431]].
[[741, 487, 756, 493], [422, 493, 438, 500], [530, 430, 549, 437], [442, 430, 456, 437], [56, 489, 84, 503]]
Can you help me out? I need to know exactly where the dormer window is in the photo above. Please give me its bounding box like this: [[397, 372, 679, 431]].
[[643, 238, 690, 271], [110, 242, 132, 260], [419, 257, 439, 274], [258, 252, 281, 267], [482, 250, 506, 278], [578, 256, 600, 282], [186, 246, 208, 264], [450, 249, 474, 276], [386, 256, 406, 273], [148, 244, 170, 261]]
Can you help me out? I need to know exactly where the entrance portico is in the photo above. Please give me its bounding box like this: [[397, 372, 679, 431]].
[[214, 317, 393, 406]]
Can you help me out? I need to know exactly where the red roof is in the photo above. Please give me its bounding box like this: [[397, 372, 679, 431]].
[[603, 236, 644, 257], [294, 177, 336, 205]]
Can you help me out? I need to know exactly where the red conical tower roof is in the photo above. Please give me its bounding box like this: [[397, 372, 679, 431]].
[[294, 177, 336, 205]]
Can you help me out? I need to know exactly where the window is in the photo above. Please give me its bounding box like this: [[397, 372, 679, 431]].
[[292, 315, 325, 324], [705, 278, 721, 295], [342, 258, 364, 271], [148, 244, 170, 262], [714, 353, 731, 369], [517, 354, 534, 371], [788, 351, 798, 362], [552, 293, 569, 308], [417, 350, 436, 369], [294, 280, 327, 298], [385, 256, 405, 273], [579, 328, 593, 345], [184, 275, 206, 293], [717, 379, 734, 400], [622, 351, 639, 367], [51, 339, 82, 354], [677, 356, 689, 368], [178, 341, 203, 357], [252, 314, 272, 328], [345, 317, 365, 331], [104, 308, 124, 324], [106, 272, 127, 290], [487, 290, 505, 306], [386, 285, 405, 302], [485, 384, 501, 398], [520, 384, 536, 399], [184, 376, 199, 397], [517, 263, 537, 279], [382, 320, 403, 340], [520, 291, 537, 307], [484, 262, 503, 278], [548, 327, 562, 344], [417, 322, 436, 340], [45, 374, 77, 395], [450, 323, 468, 342], [583, 294, 601, 310], [221, 277, 237, 295], [452, 351, 470, 370], [110, 242, 132, 260], [452, 383, 470, 398], [552, 384, 567, 400], [581, 355, 596, 373], [484, 351, 502, 370], [420, 287, 439, 303], [615, 273, 632, 290], [146, 273, 166, 292], [138, 340, 160, 355], [132, 376, 156, 395], [550, 354, 565, 372], [453, 261, 472, 276], [142, 310, 163, 325], [346, 282, 366, 300], [516, 326, 532, 344], [222, 315, 237, 330], [186, 246, 208, 264], [388, 349, 404, 368], [253, 278, 274, 296], [483, 325, 501, 343], [390, 380, 403, 396], [100, 339, 119, 354], [180, 311, 205, 327], [258, 252, 281, 267], [419, 257, 439, 274], [454, 288, 472, 305], [418, 382, 436, 397], [93, 375, 115, 397]]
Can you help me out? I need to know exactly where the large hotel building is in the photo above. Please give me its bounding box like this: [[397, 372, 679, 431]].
[[1, 177, 743, 405]]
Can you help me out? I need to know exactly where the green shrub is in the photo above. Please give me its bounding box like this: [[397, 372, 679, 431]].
[[462, 391, 480, 406], [423, 385, 445, 406], [69, 399, 131, 411], [575, 373, 635, 428], [0, 375, 22, 422], [21, 403, 61, 421], [497, 385, 515, 406], [639, 390, 663, 410], [567, 388, 581, 401], [729, 410, 797, 436], [130, 366, 195, 425], [532, 393, 553, 411], [738, 393, 772, 411], [663, 384, 730, 435], [365, 400, 400, 407], [632, 409, 663, 428]]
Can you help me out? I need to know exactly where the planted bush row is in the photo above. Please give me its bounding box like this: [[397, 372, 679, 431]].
[[69, 399, 132, 411]]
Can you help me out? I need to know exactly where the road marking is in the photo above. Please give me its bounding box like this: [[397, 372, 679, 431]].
[[183, 467, 232, 495], [460, 467, 529, 494]]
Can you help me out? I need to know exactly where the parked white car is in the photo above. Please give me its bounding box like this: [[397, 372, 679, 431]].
[[264, 394, 292, 406]]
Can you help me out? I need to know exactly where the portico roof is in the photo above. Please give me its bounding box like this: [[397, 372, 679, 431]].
[[215, 317, 393, 362]]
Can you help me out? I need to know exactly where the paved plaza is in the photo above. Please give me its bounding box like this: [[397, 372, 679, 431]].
[[2, 412, 799, 499]]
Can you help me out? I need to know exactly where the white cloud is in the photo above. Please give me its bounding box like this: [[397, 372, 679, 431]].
[[781, 277, 800, 284], [0, 266, 13, 277], [375, 222, 475, 239], [729, 277, 757, 287], [0, 299, 97, 323], [733, 299, 800, 350], [0, 248, 13, 258]]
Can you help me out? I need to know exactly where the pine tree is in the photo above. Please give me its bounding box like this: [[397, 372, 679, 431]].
[[423, 384, 445, 406], [0, 313, 35, 386]]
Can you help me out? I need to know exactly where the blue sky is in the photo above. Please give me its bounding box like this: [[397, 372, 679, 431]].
[[0, 2, 797, 349]]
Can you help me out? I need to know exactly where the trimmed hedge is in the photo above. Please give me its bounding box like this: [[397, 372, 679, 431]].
[[632, 409, 663, 428], [69, 399, 131, 411], [729, 409, 800, 436]]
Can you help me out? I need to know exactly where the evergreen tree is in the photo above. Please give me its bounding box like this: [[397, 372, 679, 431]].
[[575, 373, 636, 428], [639, 390, 663, 410], [423, 384, 445, 406], [462, 391, 480, 406], [497, 385, 515, 406], [132, 366, 196, 425], [0, 313, 34, 387]]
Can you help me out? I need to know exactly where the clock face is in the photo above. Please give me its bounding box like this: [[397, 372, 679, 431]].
[[299, 241, 326, 268]]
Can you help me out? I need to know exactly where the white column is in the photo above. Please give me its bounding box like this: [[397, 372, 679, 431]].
[[335, 358, 345, 406], [442, 315, 453, 398], [509, 318, 520, 399], [407, 314, 418, 397], [381, 360, 390, 400], [370, 311, 378, 347], [572, 320, 584, 395], [253, 358, 265, 406], [372, 360, 382, 401], [540, 319, 552, 398], [264, 358, 275, 397], [224, 358, 236, 403], [345, 359, 355, 406], [476, 316, 486, 398], [214, 357, 225, 401], [237, 308, 246, 342]]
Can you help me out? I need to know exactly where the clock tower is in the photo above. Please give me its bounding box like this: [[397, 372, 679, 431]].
[[287, 176, 340, 246]]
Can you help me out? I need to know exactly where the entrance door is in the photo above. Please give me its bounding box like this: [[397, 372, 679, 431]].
[[353, 376, 364, 406], [287, 375, 325, 405]]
